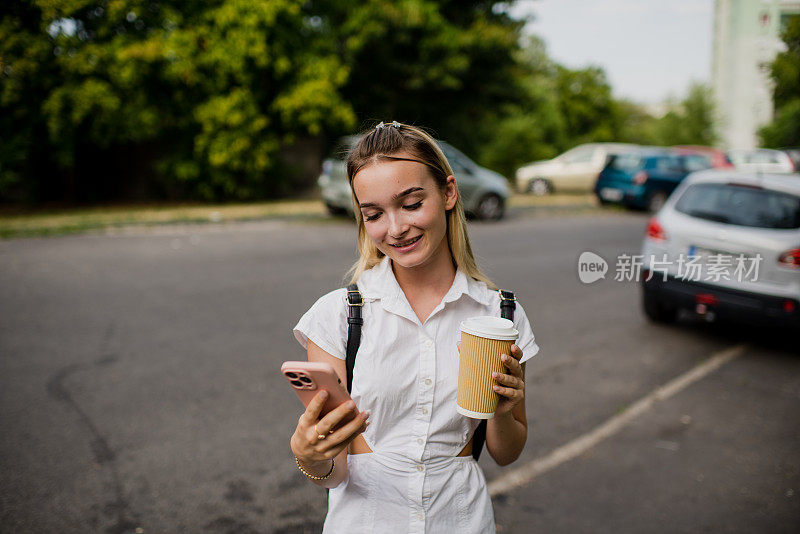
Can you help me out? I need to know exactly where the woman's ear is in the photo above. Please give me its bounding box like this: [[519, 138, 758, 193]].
[[444, 175, 458, 210]]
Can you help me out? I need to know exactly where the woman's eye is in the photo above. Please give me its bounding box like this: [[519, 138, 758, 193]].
[[364, 212, 381, 221], [403, 201, 422, 211]]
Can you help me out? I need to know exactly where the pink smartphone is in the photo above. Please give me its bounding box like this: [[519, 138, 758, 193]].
[[281, 361, 357, 427]]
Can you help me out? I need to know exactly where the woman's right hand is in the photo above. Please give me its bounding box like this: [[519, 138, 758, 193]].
[[290, 390, 370, 465]]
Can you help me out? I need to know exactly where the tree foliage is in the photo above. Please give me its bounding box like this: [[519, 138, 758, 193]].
[[318, 0, 527, 160], [760, 16, 800, 148], [653, 83, 717, 146], [475, 37, 622, 178], [0, 1, 723, 204], [1, 0, 355, 202]]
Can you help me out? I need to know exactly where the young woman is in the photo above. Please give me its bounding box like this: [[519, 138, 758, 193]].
[[291, 122, 539, 533]]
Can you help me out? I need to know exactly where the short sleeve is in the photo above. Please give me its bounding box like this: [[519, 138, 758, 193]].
[[292, 288, 348, 360], [513, 302, 540, 364]]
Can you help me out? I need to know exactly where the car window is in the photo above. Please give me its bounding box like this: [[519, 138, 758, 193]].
[[562, 148, 595, 164], [439, 144, 474, 175], [727, 151, 744, 165], [610, 153, 643, 170], [751, 151, 781, 164], [655, 156, 682, 172], [682, 155, 711, 172], [675, 183, 800, 229], [448, 155, 471, 175]]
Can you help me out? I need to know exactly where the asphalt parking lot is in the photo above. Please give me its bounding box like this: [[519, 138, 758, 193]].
[[1, 207, 798, 533]]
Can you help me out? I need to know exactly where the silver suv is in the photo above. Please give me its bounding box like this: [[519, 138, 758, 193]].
[[318, 137, 511, 220], [640, 170, 800, 328]]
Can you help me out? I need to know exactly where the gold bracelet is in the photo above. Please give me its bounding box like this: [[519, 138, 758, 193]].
[[295, 456, 335, 480]]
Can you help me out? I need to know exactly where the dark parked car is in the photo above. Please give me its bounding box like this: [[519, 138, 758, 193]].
[[594, 150, 714, 212]]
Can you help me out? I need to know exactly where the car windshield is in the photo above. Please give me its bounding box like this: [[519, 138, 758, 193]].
[[675, 183, 800, 229]]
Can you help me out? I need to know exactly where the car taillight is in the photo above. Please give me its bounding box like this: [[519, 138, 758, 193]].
[[695, 293, 718, 306], [778, 248, 800, 268], [633, 171, 648, 185], [646, 217, 667, 242]]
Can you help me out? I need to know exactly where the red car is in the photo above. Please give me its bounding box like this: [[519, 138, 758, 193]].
[[672, 146, 735, 169]]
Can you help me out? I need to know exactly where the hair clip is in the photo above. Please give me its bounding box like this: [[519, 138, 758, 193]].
[[375, 122, 385, 130], [391, 121, 401, 128]]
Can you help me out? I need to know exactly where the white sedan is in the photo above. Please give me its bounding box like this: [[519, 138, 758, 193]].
[[515, 143, 639, 195], [727, 149, 797, 174]]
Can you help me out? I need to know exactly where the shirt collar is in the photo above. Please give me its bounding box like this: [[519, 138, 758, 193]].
[[358, 255, 492, 307]]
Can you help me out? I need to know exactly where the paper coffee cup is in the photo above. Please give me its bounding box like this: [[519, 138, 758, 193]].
[[457, 316, 518, 419]]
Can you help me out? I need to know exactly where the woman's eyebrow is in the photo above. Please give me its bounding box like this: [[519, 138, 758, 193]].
[[359, 187, 425, 209]]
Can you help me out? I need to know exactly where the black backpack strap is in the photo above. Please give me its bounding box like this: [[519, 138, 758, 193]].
[[499, 289, 517, 320], [473, 289, 516, 461], [345, 284, 363, 393]]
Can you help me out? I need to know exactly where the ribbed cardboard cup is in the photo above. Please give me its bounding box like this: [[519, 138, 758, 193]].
[[457, 316, 518, 419]]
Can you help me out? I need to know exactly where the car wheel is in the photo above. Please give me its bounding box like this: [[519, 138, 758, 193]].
[[529, 178, 552, 196], [476, 194, 505, 220], [647, 191, 668, 213], [642, 288, 677, 323]]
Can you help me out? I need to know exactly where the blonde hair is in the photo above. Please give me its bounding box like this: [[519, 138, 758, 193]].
[[345, 122, 496, 290]]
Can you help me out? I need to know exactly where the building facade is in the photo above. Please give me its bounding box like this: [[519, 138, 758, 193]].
[[712, 0, 800, 149]]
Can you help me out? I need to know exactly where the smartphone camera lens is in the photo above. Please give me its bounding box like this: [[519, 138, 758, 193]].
[[299, 376, 312, 384], [285, 372, 298, 379], [290, 380, 304, 388]]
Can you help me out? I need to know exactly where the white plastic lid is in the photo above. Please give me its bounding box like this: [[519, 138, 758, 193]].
[[460, 316, 518, 340]]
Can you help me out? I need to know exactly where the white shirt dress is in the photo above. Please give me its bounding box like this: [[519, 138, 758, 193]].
[[293, 256, 539, 533]]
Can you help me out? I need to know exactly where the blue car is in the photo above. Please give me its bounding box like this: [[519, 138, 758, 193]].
[[594, 150, 713, 212]]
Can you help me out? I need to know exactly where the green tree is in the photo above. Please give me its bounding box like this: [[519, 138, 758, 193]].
[[653, 83, 717, 146], [4, 1, 722, 204], [318, 0, 527, 159], [760, 16, 800, 147], [611, 99, 660, 145], [0, 2, 61, 202], [1, 0, 356, 203], [554, 65, 617, 144], [475, 36, 624, 178], [476, 36, 566, 178], [1, 0, 537, 203]]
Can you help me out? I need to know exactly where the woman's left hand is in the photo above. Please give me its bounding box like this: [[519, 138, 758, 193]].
[[492, 344, 525, 417]]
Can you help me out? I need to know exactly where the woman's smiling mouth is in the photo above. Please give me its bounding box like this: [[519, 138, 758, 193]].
[[389, 235, 422, 251]]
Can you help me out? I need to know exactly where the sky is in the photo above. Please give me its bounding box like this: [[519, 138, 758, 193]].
[[509, 0, 715, 105]]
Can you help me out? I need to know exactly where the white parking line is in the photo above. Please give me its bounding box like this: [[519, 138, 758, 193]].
[[488, 344, 747, 497]]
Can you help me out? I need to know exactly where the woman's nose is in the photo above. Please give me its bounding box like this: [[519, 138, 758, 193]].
[[387, 212, 409, 239]]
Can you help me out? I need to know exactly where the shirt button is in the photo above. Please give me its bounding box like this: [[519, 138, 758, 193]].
[[421, 407, 428, 414], [424, 378, 432, 386], [416, 464, 424, 472], [425, 339, 433, 348], [417, 438, 424, 445], [417, 512, 425, 520]]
